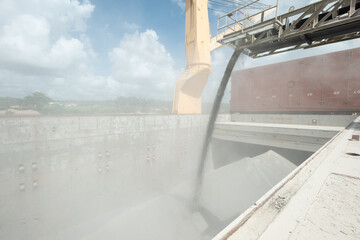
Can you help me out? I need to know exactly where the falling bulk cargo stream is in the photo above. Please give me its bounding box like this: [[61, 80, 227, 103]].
[[193, 49, 242, 210]]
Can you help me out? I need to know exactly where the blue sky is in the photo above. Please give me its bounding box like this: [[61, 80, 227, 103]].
[[87, 0, 187, 73], [0, 0, 359, 101]]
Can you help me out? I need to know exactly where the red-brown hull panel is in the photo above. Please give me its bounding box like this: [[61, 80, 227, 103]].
[[231, 48, 360, 114]]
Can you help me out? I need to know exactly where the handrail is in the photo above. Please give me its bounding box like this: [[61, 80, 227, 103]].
[[217, 0, 261, 19], [215, 0, 347, 39], [215, 0, 360, 58], [217, 4, 277, 39]]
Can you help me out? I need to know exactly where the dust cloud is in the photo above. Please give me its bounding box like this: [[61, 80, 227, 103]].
[[66, 49, 299, 240], [78, 150, 297, 240]]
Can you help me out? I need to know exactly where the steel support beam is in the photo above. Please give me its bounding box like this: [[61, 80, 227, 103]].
[[213, 122, 342, 152], [218, 0, 360, 58]]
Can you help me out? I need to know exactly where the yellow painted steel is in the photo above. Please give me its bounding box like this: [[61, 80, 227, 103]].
[[172, 0, 274, 114], [172, 0, 211, 114]]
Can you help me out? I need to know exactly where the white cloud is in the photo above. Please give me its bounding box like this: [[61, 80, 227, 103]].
[[109, 30, 179, 100], [0, 0, 98, 99], [0, 1, 180, 101], [0, 0, 94, 74], [172, 0, 186, 12], [122, 21, 141, 31], [0, 0, 94, 36]]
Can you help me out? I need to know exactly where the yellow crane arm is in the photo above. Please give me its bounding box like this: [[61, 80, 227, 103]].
[[172, 0, 211, 114]]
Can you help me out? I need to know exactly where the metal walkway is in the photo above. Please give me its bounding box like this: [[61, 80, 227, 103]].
[[217, 0, 360, 58], [214, 117, 360, 240]]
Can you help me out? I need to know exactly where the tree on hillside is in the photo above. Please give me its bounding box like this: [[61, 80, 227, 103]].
[[22, 92, 52, 110], [0, 97, 21, 110]]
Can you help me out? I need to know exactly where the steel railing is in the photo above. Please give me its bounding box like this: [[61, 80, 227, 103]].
[[216, 1, 278, 40]]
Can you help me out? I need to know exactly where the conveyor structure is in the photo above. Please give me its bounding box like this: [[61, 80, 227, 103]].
[[217, 0, 360, 58]]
